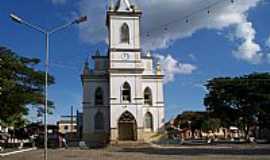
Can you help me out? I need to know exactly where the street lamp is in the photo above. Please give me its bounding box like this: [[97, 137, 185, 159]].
[[10, 13, 87, 160]]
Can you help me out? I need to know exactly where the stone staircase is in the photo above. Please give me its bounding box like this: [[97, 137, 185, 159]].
[[143, 132, 156, 143]]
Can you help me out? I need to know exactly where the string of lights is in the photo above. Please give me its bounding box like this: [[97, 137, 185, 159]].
[[36, 0, 238, 72], [142, 0, 235, 39], [76, 0, 236, 47], [145, 0, 237, 61]]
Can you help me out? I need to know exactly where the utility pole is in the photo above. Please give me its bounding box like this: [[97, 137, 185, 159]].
[[71, 106, 74, 133], [10, 14, 87, 160]]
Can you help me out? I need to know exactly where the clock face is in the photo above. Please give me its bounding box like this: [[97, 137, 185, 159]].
[[121, 53, 129, 60]]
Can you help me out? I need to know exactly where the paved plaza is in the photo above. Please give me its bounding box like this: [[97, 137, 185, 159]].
[[2, 144, 270, 160]]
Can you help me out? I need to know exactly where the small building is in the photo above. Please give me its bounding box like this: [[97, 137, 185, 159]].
[[57, 117, 77, 135]]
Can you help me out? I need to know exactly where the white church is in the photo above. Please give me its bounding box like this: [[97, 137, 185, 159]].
[[81, 0, 165, 144]]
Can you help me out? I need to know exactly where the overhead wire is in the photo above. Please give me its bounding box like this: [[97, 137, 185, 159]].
[[142, 0, 235, 40], [45, 0, 237, 72]]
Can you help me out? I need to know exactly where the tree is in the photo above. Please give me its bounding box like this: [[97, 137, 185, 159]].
[[201, 118, 221, 133], [204, 73, 270, 139], [0, 47, 55, 127], [174, 111, 207, 137]]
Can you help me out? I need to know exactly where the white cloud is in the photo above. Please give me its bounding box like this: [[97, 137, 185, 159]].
[[267, 54, 270, 63], [266, 36, 270, 48], [77, 0, 263, 64], [188, 54, 197, 61], [233, 22, 263, 64], [266, 36, 270, 63], [155, 54, 197, 83], [193, 83, 208, 93], [51, 0, 66, 5], [78, 0, 107, 43]]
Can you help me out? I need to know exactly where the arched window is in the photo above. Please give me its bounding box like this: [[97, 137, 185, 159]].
[[144, 87, 152, 105], [122, 82, 131, 102], [94, 112, 104, 130], [120, 23, 130, 43], [95, 87, 103, 105], [144, 112, 153, 132]]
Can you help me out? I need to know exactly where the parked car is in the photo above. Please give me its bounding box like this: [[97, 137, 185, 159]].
[[35, 132, 63, 149]]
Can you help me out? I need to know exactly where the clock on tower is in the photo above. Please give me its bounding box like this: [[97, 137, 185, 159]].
[[107, 0, 142, 69]]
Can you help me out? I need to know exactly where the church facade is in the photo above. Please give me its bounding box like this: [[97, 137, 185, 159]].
[[81, 0, 165, 144]]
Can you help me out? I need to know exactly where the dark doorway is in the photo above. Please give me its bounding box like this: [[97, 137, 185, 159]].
[[118, 111, 137, 141]]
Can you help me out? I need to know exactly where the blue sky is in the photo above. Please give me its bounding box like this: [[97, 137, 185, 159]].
[[1, 0, 270, 124]]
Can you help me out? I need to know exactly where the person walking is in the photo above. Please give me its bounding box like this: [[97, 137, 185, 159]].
[[62, 136, 68, 149]]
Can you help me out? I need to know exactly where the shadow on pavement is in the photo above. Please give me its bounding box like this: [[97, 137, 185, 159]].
[[117, 147, 270, 156]]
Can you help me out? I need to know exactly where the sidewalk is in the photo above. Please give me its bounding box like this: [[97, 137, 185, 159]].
[[0, 147, 37, 157]]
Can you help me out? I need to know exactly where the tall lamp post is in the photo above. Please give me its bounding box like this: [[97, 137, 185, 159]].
[[10, 13, 87, 160]]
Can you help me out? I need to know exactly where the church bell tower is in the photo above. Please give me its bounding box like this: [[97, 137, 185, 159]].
[[107, 0, 146, 142], [81, 0, 165, 145], [107, 0, 142, 70]]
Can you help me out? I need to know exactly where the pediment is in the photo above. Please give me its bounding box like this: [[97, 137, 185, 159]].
[[115, 0, 132, 12]]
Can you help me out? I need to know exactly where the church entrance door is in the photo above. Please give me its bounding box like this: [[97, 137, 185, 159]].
[[118, 111, 137, 141]]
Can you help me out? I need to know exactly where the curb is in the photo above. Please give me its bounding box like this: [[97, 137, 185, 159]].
[[150, 143, 233, 149], [0, 147, 37, 157]]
